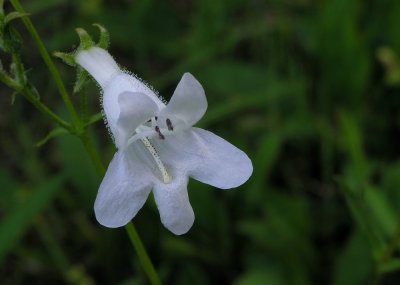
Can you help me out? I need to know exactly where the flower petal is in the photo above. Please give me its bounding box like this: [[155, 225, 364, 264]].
[[94, 149, 152, 228], [189, 128, 253, 189], [152, 172, 194, 235], [75, 47, 121, 88], [151, 130, 204, 171], [152, 128, 252, 189], [159, 73, 207, 127], [115, 91, 158, 148], [102, 74, 165, 137]]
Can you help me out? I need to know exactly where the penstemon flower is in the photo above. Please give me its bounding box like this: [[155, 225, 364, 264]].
[[76, 47, 253, 235]]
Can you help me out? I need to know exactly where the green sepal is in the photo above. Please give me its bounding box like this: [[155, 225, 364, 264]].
[[53, 51, 76, 66], [93, 23, 109, 49], [75, 28, 94, 50], [55, 25, 111, 63], [73, 67, 89, 94], [54, 24, 111, 94]]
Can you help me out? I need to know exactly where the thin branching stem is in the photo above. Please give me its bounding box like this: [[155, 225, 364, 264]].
[[9, 0, 81, 128], [21, 88, 73, 131], [0, 74, 72, 130]]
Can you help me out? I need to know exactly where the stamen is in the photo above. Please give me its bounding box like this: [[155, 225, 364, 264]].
[[166, 118, 174, 131], [155, 126, 165, 140], [140, 137, 171, 183]]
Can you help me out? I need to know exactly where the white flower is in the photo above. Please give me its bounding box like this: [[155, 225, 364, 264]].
[[76, 47, 253, 235]]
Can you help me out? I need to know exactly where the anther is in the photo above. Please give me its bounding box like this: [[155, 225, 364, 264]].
[[155, 126, 165, 140], [155, 116, 158, 121], [166, 118, 174, 131]]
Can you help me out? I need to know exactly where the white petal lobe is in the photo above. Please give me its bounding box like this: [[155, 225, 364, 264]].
[[103, 74, 165, 134], [94, 150, 152, 228], [159, 73, 207, 127], [152, 173, 194, 235], [116, 92, 158, 148], [189, 128, 253, 189]]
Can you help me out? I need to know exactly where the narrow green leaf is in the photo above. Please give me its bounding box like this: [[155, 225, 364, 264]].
[[85, 112, 103, 127], [0, 175, 64, 263], [364, 186, 397, 238], [247, 133, 282, 204], [4, 11, 30, 25], [339, 111, 369, 186], [339, 179, 385, 252], [36, 127, 68, 147]]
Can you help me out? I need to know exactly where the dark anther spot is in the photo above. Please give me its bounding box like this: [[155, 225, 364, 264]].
[[155, 126, 165, 140], [166, 118, 174, 131]]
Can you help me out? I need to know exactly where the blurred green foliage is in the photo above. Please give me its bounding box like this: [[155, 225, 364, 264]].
[[2, 0, 400, 284]]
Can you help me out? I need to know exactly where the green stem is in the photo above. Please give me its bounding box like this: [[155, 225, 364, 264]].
[[21, 88, 73, 131], [0, 71, 72, 130], [0, 70, 20, 90], [9, 0, 81, 128], [126, 223, 162, 285], [1, 54, 73, 131], [79, 131, 106, 176]]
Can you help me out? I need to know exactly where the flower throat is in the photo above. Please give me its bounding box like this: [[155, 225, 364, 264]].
[[130, 116, 177, 184]]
